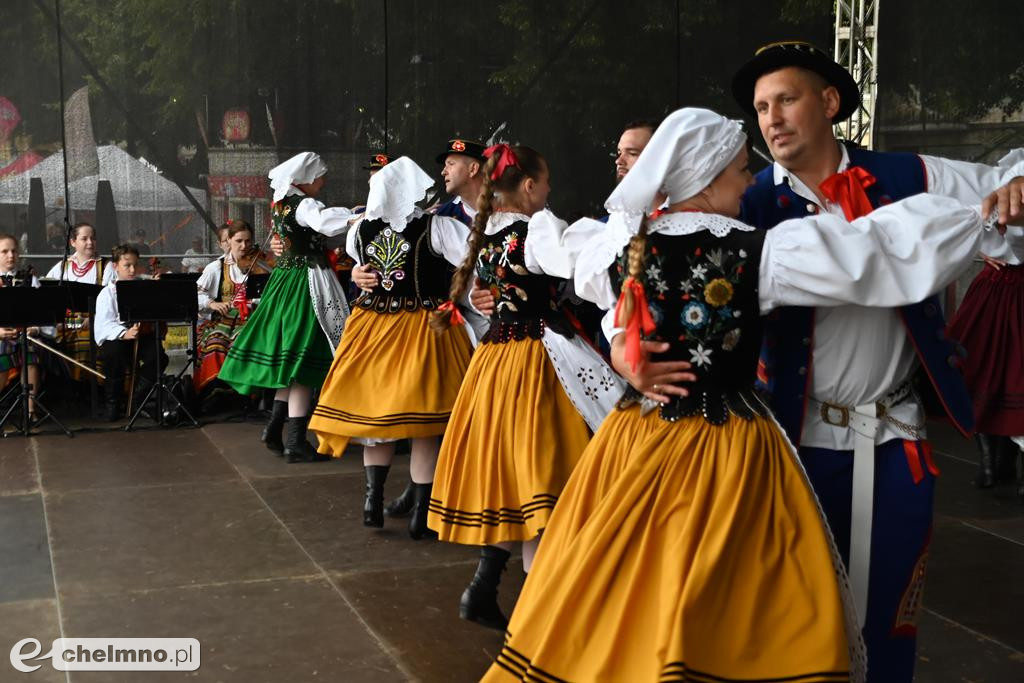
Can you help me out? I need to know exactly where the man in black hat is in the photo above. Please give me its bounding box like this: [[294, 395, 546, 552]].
[[432, 138, 487, 226], [730, 40, 1024, 682]]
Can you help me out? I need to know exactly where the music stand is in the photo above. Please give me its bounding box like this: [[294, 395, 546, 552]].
[[159, 272, 202, 284], [40, 279, 105, 311], [152, 273, 203, 387], [0, 287, 73, 438], [116, 279, 200, 431]]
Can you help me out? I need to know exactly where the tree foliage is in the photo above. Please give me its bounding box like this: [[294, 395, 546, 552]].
[[3, 1, 1020, 211]]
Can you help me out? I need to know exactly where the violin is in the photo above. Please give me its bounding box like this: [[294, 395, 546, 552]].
[[236, 247, 270, 274], [136, 321, 169, 339], [235, 246, 272, 276], [148, 256, 169, 278]]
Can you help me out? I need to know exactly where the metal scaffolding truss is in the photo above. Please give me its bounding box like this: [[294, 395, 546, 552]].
[[834, 0, 880, 148]]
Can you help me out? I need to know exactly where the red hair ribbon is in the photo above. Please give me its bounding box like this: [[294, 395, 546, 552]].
[[819, 166, 877, 221], [614, 277, 656, 373], [438, 300, 466, 326], [484, 143, 520, 181]]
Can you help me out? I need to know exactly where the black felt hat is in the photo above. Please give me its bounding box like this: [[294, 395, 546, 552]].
[[435, 139, 487, 164], [731, 41, 861, 123], [362, 153, 390, 171]]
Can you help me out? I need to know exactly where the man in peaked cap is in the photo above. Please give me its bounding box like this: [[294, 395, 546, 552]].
[[433, 138, 488, 226], [728, 40, 1024, 682], [363, 152, 391, 176]]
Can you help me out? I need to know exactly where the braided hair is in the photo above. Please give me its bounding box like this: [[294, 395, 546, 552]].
[[615, 215, 650, 326], [429, 145, 546, 332]]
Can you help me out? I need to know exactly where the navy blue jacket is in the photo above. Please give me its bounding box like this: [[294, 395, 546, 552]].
[[739, 146, 973, 445]]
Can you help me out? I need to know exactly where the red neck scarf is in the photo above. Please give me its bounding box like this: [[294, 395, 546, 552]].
[[819, 166, 877, 220]]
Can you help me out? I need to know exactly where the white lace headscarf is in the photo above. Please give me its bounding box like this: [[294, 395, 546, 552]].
[[605, 107, 746, 240], [268, 152, 328, 203], [363, 156, 435, 231]]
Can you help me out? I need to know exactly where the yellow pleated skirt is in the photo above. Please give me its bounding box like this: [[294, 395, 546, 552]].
[[428, 337, 592, 545], [309, 307, 473, 456], [482, 405, 856, 683]]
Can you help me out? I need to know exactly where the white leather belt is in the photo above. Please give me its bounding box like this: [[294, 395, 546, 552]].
[[812, 398, 885, 628]]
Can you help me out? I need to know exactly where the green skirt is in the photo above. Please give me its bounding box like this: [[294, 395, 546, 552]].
[[218, 267, 335, 395]]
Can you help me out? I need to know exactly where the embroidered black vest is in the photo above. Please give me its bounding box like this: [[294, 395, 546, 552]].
[[609, 228, 769, 424], [476, 219, 572, 343], [272, 194, 327, 269], [352, 214, 451, 313]]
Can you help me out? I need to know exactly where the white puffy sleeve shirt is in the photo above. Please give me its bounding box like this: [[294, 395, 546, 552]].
[[520, 209, 575, 278], [923, 151, 1024, 264], [44, 258, 115, 285], [579, 195, 985, 346], [93, 281, 126, 345], [295, 197, 354, 238], [344, 213, 470, 268]]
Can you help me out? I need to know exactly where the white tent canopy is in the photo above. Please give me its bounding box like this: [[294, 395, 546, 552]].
[[0, 145, 206, 211]]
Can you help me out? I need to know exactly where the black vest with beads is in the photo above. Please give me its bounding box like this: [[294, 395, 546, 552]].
[[272, 194, 327, 269], [608, 228, 768, 424], [476, 219, 573, 343], [352, 214, 451, 313]]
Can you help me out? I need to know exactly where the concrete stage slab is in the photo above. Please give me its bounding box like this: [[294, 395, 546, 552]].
[[1, 417, 1021, 681]]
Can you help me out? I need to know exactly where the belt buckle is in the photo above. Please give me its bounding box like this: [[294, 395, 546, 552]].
[[820, 402, 850, 427]]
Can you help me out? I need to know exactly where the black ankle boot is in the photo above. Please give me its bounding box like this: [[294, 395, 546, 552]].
[[385, 480, 416, 518], [283, 416, 328, 463], [363, 465, 390, 528], [408, 483, 438, 540], [1016, 446, 1024, 504], [460, 545, 512, 631], [995, 436, 1018, 483], [975, 434, 996, 488], [261, 400, 287, 454]]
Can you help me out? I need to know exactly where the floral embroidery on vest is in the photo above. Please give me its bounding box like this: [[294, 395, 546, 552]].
[[365, 228, 411, 292]]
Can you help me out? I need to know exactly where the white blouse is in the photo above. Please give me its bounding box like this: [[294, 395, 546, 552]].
[[576, 195, 986, 450], [345, 211, 471, 269], [195, 256, 272, 314], [93, 281, 126, 345], [45, 257, 115, 285], [294, 196, 354, 237], [577, 196, 984, 326]]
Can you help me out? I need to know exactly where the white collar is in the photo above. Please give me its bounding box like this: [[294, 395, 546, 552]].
[[486, 211, 532, 234], [454, 195, 479, 218], [649, 212, 755, 237], [772, 141, 850, 207]]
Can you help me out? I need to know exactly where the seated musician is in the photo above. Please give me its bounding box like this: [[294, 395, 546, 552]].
[[194, 220, 272, 404], [94, 244, 169, 420], [0, 233, 54, 421], [43, 221, 115, 383]]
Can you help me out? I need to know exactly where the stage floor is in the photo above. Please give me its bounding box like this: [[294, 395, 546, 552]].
[[1, 417, 1022, 682]]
